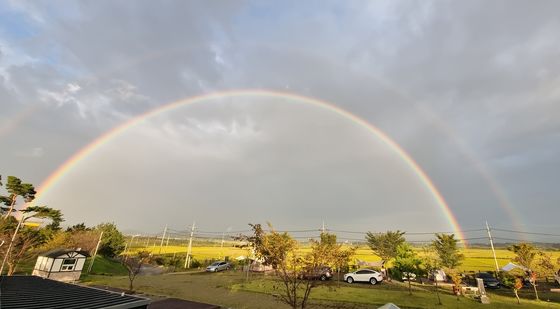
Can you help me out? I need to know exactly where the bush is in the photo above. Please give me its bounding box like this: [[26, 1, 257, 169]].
[[389, 268, 404, 281], [190, 258, 202, 268], [96, 223, 125, 258]]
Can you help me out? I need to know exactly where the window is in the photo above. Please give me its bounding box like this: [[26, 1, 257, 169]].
[[61, 258, 77, 271], [356, 270, 373, 274]]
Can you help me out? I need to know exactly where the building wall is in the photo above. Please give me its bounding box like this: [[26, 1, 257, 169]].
[[76, 258, 85, 271], [32, 255, 86, 282], [52, 259, 63, 271], [46, 270, 82, 282]]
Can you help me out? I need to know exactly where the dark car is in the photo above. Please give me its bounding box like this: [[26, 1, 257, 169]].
[[475, 272, 501, 289], [302, 266, 333, 281]]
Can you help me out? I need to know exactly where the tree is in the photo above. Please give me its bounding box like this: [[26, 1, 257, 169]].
[[365, 230, 405, 280], [422, 246, 443, 306], [66, 223, 92, 232], [0, 176, 37, 219], [534, 251, 556, 283], [508, 243, 539, 300], [247, 224, 352, 309], [122, 250, 152, 291], [448, 269, 463, 300], [500, 268, 525, 305], [513, 278, 523, 304], [0, 205, 63, 275], [96, 223, 125, 258], [40, 228, 99, 254], [393, 243, 422, 295], [432, 233, 464, 269]]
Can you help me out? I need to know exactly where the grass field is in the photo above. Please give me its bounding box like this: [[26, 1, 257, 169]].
[[84, 270, 560, 309], [130, 244, 560, 272], [78, 243, 560, 308]]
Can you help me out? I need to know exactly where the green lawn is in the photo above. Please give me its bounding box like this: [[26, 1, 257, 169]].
[[84, 271, 560, 309], [84, 256, 128, 276]]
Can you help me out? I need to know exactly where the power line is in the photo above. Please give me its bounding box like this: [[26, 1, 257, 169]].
[[492, 228, 560, 237]]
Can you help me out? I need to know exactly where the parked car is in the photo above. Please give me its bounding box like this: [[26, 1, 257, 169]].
[[402, 272, 417, 281], [344, 269, 383, 285], [206, 261, 230, 272], [301, 266, 333, 281], [475, 272, 501, 289], [429, 269, 447, 282]]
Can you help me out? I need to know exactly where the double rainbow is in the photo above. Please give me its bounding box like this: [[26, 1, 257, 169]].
[[34, 90, 466, 241]]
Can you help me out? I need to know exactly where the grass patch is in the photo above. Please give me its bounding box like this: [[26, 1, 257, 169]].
[[83, 255, 128, 276], [84, 270, 560, 309], [233, 278, 560, 309]]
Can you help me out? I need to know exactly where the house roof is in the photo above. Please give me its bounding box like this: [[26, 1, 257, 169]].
[[0, 276, 150, 309], [149, 298, 220, 309], [39, 248, 91, 258]]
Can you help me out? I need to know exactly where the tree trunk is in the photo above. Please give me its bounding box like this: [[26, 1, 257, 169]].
[[532, 283, 539, 301], [435, 278, 442, 305], [408, 277, 412, 295], [129, 278, 133, 292], [3, 195, 17, 219], [7, 263, 15, 276]]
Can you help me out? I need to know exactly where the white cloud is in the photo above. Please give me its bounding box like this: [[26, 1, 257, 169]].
[[15, 147, 44, 158]]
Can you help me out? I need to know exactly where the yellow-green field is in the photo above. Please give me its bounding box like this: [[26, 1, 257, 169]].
[[129, 244, 560, 272]]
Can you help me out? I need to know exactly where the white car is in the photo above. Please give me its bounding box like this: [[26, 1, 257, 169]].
[[206, 261, 230, 272], [344, 269, 384, 285], [402, 272, 417, 281]]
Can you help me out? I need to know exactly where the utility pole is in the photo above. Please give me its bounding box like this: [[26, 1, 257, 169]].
[[88, 231, 104, 273], [321, 221, 326, 233], [486, 221, 500, 273], [124, 234, 139, 262], [220, 232, 225, 260], [159, 225, 168, 254], [184, 222, 195, 268]]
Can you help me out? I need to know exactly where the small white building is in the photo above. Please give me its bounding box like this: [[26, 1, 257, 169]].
[[32, 248, 90, 282]]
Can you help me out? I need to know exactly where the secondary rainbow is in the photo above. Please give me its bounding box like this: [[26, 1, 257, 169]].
[[34, 89, 466, 241]]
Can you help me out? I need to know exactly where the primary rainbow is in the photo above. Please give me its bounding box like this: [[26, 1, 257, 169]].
[[34, 89, 466, 241]]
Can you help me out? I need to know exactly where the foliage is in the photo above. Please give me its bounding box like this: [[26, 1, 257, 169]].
[[432, 233, 464, 269], [508, 243, 539, 300], [66, 223, 92, 232], [248, 223, 353, 309], [365, 230, 405, 281], [508, 243, 537, 270], [393, 243, 422, 295], [0, 205, 63, 275], [40, 229, 99, 254], [448, 269, 463, 300], [535, 251, 557, 281], [421, 246, 443, 305], [0, 176, 37, 218], [121, 250, 152, 291], [500, 269, 526, 305], [96, 222, 125, 258], [365, 230, 405, 264]]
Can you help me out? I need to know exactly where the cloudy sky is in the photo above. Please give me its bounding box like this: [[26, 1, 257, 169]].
[[1, 1, 558, 238]]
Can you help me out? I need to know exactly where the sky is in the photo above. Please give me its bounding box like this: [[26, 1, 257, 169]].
[[0, 1, 559, 238]]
